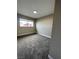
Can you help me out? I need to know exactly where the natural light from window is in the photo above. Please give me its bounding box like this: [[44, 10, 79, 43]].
[[19, 18, 34, 27]]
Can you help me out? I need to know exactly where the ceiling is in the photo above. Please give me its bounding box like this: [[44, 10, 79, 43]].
[[17, 0, 55, 18]]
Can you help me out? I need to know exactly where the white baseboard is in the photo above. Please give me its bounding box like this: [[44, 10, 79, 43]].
[[17, 33, 27, 36], [48, 54, 53, 59], [17, 32, 36, 36], [38, 33, 51, 39]]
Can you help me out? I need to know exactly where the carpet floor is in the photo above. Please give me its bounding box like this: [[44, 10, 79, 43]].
[[17, 34, 50, 59]]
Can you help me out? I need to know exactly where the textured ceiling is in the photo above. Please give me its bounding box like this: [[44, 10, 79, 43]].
[[17, 0, 55, 18]]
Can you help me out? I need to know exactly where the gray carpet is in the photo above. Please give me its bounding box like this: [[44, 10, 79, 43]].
[[17, 34, 50, 59]]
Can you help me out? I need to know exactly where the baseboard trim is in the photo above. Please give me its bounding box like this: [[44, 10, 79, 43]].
[[38, 33, 51, 39], [48, 54, 53, 59], [17, 33, 37, 38]]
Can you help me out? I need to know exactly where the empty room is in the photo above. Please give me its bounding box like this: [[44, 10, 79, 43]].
[[17, 0, 61, 59]]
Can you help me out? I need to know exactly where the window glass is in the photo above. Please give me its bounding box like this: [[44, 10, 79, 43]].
[[19, 18, 34, 27]]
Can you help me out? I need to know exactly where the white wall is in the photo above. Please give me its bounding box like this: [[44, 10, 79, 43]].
[[36, 15, 53, 38]]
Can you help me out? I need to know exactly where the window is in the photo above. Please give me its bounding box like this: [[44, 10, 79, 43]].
[[19, 18, 34, 27]]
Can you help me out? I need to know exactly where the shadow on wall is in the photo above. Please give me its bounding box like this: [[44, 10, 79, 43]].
[[49, 0, 61, 59]]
